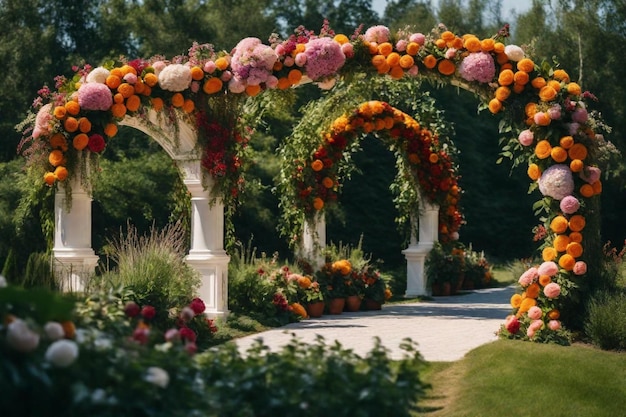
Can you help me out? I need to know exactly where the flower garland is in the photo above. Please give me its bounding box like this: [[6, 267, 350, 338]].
[[291, 100, 462, 242]]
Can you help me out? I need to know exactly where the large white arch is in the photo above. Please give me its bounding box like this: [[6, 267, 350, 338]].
[[53, 110, 230, 317]]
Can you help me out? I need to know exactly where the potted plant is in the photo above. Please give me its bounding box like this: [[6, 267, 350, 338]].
[[425, 242, 465, 296], [361, 265, 387, 310], [295, 274, 325, 318], [316, 259, 352, 314]]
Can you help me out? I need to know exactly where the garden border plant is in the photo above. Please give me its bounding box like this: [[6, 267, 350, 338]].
[[18, 20, 612, 343]]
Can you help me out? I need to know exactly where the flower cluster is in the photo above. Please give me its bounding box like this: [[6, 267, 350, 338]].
[[291, 100, 462, 242]]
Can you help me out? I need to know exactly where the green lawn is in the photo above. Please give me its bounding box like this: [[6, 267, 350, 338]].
[[418, 339, 625, 417]]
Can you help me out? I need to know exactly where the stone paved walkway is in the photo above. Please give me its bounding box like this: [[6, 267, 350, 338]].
[[234, 285, 516, 361]]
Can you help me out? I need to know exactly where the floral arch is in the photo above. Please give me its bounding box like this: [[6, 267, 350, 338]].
[[22, 23, 607, 340]]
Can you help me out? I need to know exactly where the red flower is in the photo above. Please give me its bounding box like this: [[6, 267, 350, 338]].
[[506, 317, 521, 334], [124, 301, 140, 318], [190, 298, 206, 315], [179, 326, 197, 343], [87, 133, 106, 153], [141, 305, 156, 320]]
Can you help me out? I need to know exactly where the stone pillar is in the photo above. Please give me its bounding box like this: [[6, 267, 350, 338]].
[[301, 213, 326, 270], [402, 197, 439, 297], [53, 177, 99, 292], [179, 160, 230, 318]]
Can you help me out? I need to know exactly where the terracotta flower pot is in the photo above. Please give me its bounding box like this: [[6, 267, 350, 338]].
[[363, 298, 382, 310], [344, 295, 362, 312], [306, 301, 324, 318], [327, 297, 345, 315]]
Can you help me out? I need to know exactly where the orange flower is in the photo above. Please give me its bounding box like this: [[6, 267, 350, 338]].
[[48, 150, 64, 167], [510, 293, 522, 308], [371, 54, 386, 68], [104, 123, 118, 138], [553, 69, 570, 82], [495, 86, 510, 101], [106, 74, 121, 90], [215, 57, 229, 71], [389, 65, 404, 79], [73, 133, 89, 150], [592, 180, 602, 195], [525, 102, 538, 117], [151, 97, 164, 112], [547, 80, 561, 92], [406, 42, 420, 55], [566, 241, 583, 258], [429, 153, 439, 163], [44, 172, 56, 186], [203, 77, 223, 94], [288, 69, 302, 84], [322, 177, 334, 188], [558, 253, 575, 271], [495, 52, 509, 65], [488, 98, 502, 114], [550, 215, 568, 234], [568, 143, 588, 160], [534, 112, 551, 126], [77, 117, 92, 133], [569, 232, 583, 243], [111, 103, 127, 118], [143, 73, 158, 87], [398, 54, 414, 69], [567, 82, 582, 96], [441, 31, 455, 42], [171, 92, 184, 107], [531, 77, 546, 89], [480, 38, 495, 51], [134, 79, 146, 95], [53, 106, 67, 120], [569, 215, 586, 232], [408, 153, 419, 164], [311, 159, 324, 171], [580, 184, 594, 198], [313, 198, 324, 211], [277, 77, 291, 90], [569, 159, 584, 173], [54, 166, 68, 181], [334, 34, 349, 44], [463, 36, 481, 52], [124, 95, 140, 112], [378, 42, 393, 56], [534, 140, 552, 159], [50, 133, 68, 151], [246, 84, 262, 97], [437, 59, 455, 76], [517, 58, 535, 72], [117, 83, 135, 99], [553, 235, 570, 252], [547, 309, 560, 320], [110, 67, 124, 78], [497, 69, 514, 86], [182, 99, 195, 113], [190, 66, 205, 81], [519, 297, 536, 314], [559, 135, 574, 149], [527, 163, 541, 180], [539, 274, 552, 286], [65, 100, 80, 116], [113, 93, 124, 104], [64, 117, 79, 133], [297, 275, 312, 289], [526, 283, 540, 299], [513, 71, 530, 85], [539, 85, 557, 101], [423, 54, 437, 69], [542, 247, 557, 261], [550, 146, 568, 163]]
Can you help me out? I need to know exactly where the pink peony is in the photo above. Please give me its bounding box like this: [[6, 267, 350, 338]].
[[527, 328, 536, 338], [87, 133, 106, 153], [395, 39, 408, 52], [409, 32, 426, 44], [445, 48, 457, 59], [580, 166, 601, 184], [538, 261, 559, 277], [518, 267, 539, 287], [533, 112, 550, 125], [341, 42, 354, 58], [543, 282, 561, 298], [304, 37, 346, 81], [518, 129, 534, 146], [529, 319, 544, 331], [203, 60, 217, 73], [78, 83, 113, 111], [568, 122, 580, 135], [179, 326, 197, 343], [559, 195, 580, 214], [547, 104, 562, 120], [123, 73, 138, 84], [538, 164, 574, 201], [458, 52, 496, 83], [158, 63, 192, 91], [230, 37, 277, 85], [548, 320, 561, 331], [363, 25, 391, 43], [33, 103, 53, 138], [573, 261, 587, 275], [527, 306, 543, 320]]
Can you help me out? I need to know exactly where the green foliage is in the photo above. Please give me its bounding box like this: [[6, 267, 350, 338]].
[[585, 290, 626, 351], [425, 241, 465, 285], [97, 221, 200, 323]]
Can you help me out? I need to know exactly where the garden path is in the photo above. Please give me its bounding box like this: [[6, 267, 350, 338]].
[[234, 285, 516, 361]]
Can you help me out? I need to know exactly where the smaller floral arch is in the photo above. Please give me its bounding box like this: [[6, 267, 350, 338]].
[[291, 100, 462, 243]]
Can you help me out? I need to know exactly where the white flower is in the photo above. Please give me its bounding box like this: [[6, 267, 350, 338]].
[[6, 319, 40, 353], [86, 66, 110, 84], [45, 339, 79, 367], [0, 274, 7, 287], [44, 321, 65, 340], [538, 164, 574, 200], [504, 44, 525, 61], [144, 366, 170, 388], [158, 64, 192, 91]]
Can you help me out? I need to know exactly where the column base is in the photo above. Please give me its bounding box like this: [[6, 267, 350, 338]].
[[402, 243, 434, 297], [186, 251, 230, 318], [53, 249, 99, 293]]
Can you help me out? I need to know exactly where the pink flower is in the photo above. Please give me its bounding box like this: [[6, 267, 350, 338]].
[[7, 319, 40, 353], [529, 319, 543, 331], [533, 112, 550, 125], [409, 33, 426, 44], [395, 39, 408, 52], [559, 195, 580, 214], [548, 104, 562, 120], [538, 164, 574, 201], [573, 261, 587, 275], [78, 83, 113, 111], [190, 298, 206, 315], [203, 61, 217, 73], [568, 122, 580, 135], [572, 107, 588, 123], [518, 267, 539, 287], [33, 103, 53, 138], [445, 48, 457, 59], [548, 320, 561, 331], [304, 37, 345, 81], [230, 37, 277, 85], [123, 73, 138, 84], [527, 328, 536, 338], [363, 25, 391, 43], [180, 306, 195, 322], [124, 301, 140, 317], [527, 306, 543, 320], [341, 42, 354, 58], [518, 129, 534, 146], [141, 305, 156, 320], [87, 133, 106, 153], [537, 261, 559, 277], [580, 166, 601, 184], [164, 328, 180, 342], [294, 52, 307, 67], [458, 52, 496, 83], [132, 327, 150, 344], [544, 282, 561, 298]]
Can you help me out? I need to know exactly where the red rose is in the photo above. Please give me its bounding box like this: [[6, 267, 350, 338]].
[[124, 301, 140, 317], [506, 317, 521, 334], [87, 133, 106, 153], [190, 298, 206, 315], [179, 326, 197, 343], [141, 305, 156, 320]]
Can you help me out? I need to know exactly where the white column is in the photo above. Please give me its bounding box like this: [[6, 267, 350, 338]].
[[179, 160, 230, 318], [53, 177, 99, 292], [301, 213, 326, 270], [403, 197, 439, 297]]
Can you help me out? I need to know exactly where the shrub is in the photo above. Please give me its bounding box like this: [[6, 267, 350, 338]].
[[585, 290, 626, 350]]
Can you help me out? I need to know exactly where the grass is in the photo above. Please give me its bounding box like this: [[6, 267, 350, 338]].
[[417, 339, 626, 417]]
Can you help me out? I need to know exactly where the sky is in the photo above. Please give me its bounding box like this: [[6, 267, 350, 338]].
[[371, 0, 533, 23]]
